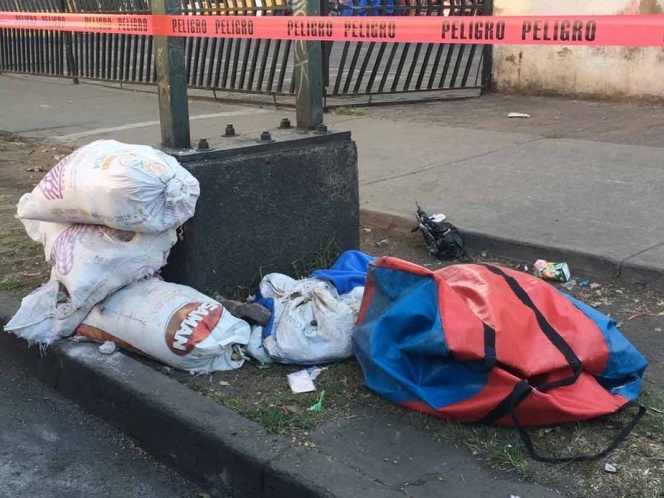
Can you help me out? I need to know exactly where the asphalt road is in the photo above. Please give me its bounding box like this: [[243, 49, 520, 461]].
[[0, 354, 200, 498]]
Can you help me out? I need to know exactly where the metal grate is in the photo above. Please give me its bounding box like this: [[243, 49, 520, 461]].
[[0, 0, 490, 99]]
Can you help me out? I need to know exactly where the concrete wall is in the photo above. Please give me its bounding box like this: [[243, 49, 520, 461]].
[[493, 0, 664, 100]]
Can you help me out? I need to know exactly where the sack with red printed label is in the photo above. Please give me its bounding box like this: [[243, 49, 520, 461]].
[[76, 278, 251, 373]]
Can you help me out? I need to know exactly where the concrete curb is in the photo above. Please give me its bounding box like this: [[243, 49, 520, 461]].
[[0, 299, 401, 498], [360, 209, 663, 290]]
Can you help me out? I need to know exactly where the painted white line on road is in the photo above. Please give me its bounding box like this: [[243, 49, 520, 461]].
[[51, 108, 271, 142]]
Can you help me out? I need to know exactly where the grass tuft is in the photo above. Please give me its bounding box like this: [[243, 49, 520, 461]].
[[292, 238, 341, 279], [0, 276, 29, 292], [332, 107, 366, 116]]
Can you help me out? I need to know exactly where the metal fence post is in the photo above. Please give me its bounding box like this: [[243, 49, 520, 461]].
[[481, 0, 494, 94], [59, 0, 79, 84], [152, 0, 191, 150], [293, 0, 324, 130]]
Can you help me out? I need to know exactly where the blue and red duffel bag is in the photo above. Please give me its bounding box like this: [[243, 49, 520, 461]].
[[353, 257, 648, 461]]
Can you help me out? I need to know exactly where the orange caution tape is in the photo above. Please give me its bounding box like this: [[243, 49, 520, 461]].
[[1, 12, 663, 47]]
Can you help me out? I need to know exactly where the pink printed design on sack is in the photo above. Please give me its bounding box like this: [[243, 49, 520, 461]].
[[39, 161, 67, 200], [50, 225, 92, 275], [38, 148, 82, 201]]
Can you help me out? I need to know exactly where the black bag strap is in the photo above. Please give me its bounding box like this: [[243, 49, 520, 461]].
[[475, 265, 645, 462], [483, 265, 582, 390], [481, 322, 497, 371], [458, 322, 497, 374], [512, 401, 647, 463], [478, 380, 532, 425]]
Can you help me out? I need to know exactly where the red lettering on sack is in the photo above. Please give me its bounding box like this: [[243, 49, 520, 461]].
[[166, 301, 223, 356]]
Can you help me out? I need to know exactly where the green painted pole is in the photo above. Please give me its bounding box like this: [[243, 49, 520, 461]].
[[152, 0, 191, 149], [292, 0, 324, 130]]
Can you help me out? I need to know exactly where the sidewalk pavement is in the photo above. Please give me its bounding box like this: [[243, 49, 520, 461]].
[[2, 73, 664, 284]]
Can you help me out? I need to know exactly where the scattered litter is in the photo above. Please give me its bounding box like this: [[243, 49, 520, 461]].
[[375, 238, 390, 247], [308, 366, 328, 381], [363, 228, 372, 233], [218, 381, 230, 386], [579, 280, 590, 287], [604, 463, 617, 473], [507, 112, 530, 118], [510, 495, 522, 498], [590, 283, 601, 290], [307, 390, 326, 412], [287, 366, 328, 394], [534, 259, 571, 282], [288, 369, 317, 394], [20, 271, 41, 277], [77, 278, 250, 373], [656, 328, 662, 332], [25, 167, 44, 172], [523, 265, 528, 272], [615, 289, 624, 294], [562, 279, 577, 291], [481, 251, 488, 258], [414, 204, 471, 262], [285, 404, 302, 414], [98, 341, 117, 355]]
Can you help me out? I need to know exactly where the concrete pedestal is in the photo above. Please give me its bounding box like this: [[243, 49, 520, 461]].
[[162, 129, 359, 293]]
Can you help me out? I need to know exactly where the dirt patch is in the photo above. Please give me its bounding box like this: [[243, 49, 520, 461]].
[[639, 0, 664, 15], [0, 133, 73, 298]]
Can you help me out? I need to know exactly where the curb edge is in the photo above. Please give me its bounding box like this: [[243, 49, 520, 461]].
[[360, 209, 662, 290]]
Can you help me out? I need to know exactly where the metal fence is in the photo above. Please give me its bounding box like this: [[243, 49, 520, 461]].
[[0, 0, 491, 99]]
